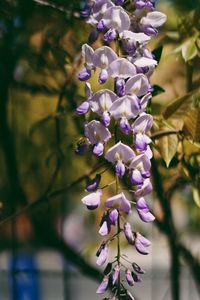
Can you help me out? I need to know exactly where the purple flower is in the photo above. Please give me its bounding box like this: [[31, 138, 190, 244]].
[[116, 78, 125, 97], [119, 30, 150, 54], [96, 240, 106, 257], [136, 197, 155, 222], [129, 153, 151, 173], [99, 219, 111, 236], [90, 89, 118, 126], [109, 95, 140, 122], [133, 56, 157, 69], [134, 178, 152, 197], [125, 269, 134, 286], [134, 133, 151, 151], [76, 101, 90, 114], [102, 6, 131, 39], [105, 141, 135, 177], [140, 93, 152, 111], [93, 142, 104, 156], [125, 74, 150, 97], [108, 58, 136, 79], [119, 117, 132, 135], [115, 158, 126, 177], [140, 11, 167, 36], [99, 209, 118, 236], [87, 0, 114, 26], [134, 232, 151, 255], [81, 190, 102, 210], [109, 209, 119, 224], [140, 11, 167, 28], [86, 174, 101, 192], [78, 66, 91, 81], [112, 264, 120, 284], [115, 0, 125, 5], [124, 222, 135, 245], [132, 113, 153, 134], [78, 44, 94, 81], [96, 276, 109, 294], [134, 0, 155, 10], [104, 28, 118, 42], [93, 46, 118, 83], [106, 192, 131, 214], [130, 169, 144, 185], [132, 262, 145, 274], [84, 120, 111, 155], [96, 243, 109, 266]]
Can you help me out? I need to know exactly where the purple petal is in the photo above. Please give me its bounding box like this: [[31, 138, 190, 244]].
[[135, 178, 152, 197], [103, 6, 130, 33], [140, 11, 167, 28], [81, 190, 102, 210], [125, 74, 149, 97], [96, 276, 109, 294], [106, 192, 131, 214], [78, 67, 91, 81], [86, 174, 101, 192], [112, 264, 120, 284], [125, 269, 134, 286], [138, 208, 155, 223], [120, 118, 131, 135], [90, 89, 118, 116], [99, 220, 110, 236], [97, 19, 107, 32], [115, 160, 126, 177], [85, 120, 111, 144], [130, 169, 143, 185], [101, 111, 111, 127], [76, 101, 90, 115], [105, 141, 135, 164], [108, 58, 136, 79], [96, 241, 106, 257], [93, 46, 118, 69], [132, 113, 153, 134], [109, 209, 119, 225], [93, 142, 104, 156], [109, 95, 140, 120], [99, 69, 108, 84], [104, 28, 117, 42], [116, 78, 125, 97], [124, 222, 134, 245], [96, 244, 109, 266], [136, 233, 151, 247]]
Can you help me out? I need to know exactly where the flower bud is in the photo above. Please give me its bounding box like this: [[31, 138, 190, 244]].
[[93, 142, 104, 156]]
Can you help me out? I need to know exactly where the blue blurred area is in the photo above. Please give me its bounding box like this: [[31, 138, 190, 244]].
[[8, 254, 40, 300]]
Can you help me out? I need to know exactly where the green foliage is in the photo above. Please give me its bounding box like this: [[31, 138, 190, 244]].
[[156, 133, 179, 167]]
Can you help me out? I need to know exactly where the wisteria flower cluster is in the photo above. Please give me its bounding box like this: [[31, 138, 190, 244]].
[[76, 0, 166, 298]]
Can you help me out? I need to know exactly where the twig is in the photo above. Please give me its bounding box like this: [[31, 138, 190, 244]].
[[151, 130, 180, 140]]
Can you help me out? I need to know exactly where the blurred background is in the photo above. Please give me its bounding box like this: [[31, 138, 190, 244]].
[[0, 0, 200, 299]]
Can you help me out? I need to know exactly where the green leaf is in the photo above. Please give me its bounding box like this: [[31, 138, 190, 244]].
[[181, 38, 198, 62], [152, 84, 165, 97], [157, 134, 179, 167], [192, 187, 200, 207], [183, 106, 200, 143], [152, 45, 163, 63], [166, 31, 180, 41], [162, 88, 200, 119]]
